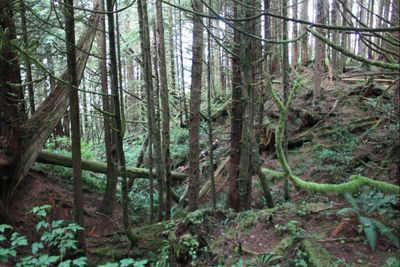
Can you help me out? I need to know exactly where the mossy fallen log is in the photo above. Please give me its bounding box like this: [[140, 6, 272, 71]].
[[36, 151, 187, 181]]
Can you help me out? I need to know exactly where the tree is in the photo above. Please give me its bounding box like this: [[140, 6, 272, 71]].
[[98, 0, 119, 216], [0, 6, 100, 215], [226, 0, 243, 211], [0, 0, 24, 222], [301, 0, 309, 66], [105, 0, 134, 244], [291, 0, 299, 69], [137, 0, 167, 220], [63, 0, 85, 248], [155, 0, 172, 219], [313, 0, 325, 101], [282, 0, 290, 200], [187, 0, 204, 212]]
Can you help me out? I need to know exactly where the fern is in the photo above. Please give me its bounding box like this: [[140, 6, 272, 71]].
[[359, 216, 377, 250], [344, 193, 360, 213], [371, 219, 400, 248]]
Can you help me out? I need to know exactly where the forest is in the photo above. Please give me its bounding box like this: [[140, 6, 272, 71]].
[[0, 0, 399, 265]]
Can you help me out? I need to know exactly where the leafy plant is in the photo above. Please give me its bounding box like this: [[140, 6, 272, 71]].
[[0, 204, 86, 266], [337, 192, 399, 250], [98, 258, 148, 267], [275, 220, 304, 237]]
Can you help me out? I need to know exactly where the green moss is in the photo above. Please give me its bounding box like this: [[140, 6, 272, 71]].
[[301, 240, 332, 267]]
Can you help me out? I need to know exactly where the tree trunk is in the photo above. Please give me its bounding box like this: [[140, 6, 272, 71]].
[[106, 0, 134, 245], [178, 0, 189, 125], [313, 0, 325, 101], [226, 0, 242, 211], [138, 0, 166, 221], [301, 0, 309, 66], [0, 0, 24, 212], [64, 0, 85, 248], [20, 0, 35, 116], [155, 0, 172, 219], [291, 0, 299, 69], [98, 0, 119, 216], [339, 0, 348, 73], [207, 0, 216, 209], [187, 0, 204, 212]]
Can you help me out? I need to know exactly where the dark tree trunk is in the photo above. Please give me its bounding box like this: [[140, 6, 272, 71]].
[[282, 0, 290, 200], [105, 0, 134, 244], [0, 0, 23, 212], [137, 0, 167, 220], [155, 0, 172, 219], [20, 0, 35, 116], [98, 0, 119, 216], [64, 0, 85, 248], [187, 0, 204, 212], [226, 1, 242, 211]]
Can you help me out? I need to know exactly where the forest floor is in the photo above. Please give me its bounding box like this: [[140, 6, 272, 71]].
[[4, 66, 400, 266]]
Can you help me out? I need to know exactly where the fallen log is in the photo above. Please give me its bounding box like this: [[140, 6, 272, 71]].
[[36, 151, 187, 181]]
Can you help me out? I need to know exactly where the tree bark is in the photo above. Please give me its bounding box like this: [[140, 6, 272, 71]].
[[282, 0, 290, 200], [138, 0, 166, 220], [226, 0, 242, 211], [301, 0, 309, 66], [155, 0, 172, 219], [64, 0, 85, 248], [20, 0, 35, 116], [313, 0, 325, 101], [0, 0, 24, 210], [291, 0, 299, 69], [106, 0, 133, 244], [98, 0, 119, 216], [187, 0, 204, 212]]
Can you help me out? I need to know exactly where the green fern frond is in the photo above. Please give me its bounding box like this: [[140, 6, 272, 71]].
[[359, 216, 377, 250], [371, 219, 400, 248], [369, 195, 398, 213], [344, 193, 360, 213]]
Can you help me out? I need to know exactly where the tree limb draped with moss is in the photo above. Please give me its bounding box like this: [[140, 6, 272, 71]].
[[264, 78, 400, 195], [307, 27, 400, 71]]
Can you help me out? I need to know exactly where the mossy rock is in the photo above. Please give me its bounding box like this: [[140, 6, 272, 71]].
[[302, 240, 332, 267]]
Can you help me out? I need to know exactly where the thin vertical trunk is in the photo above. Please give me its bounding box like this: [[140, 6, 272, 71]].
[[301, 0, 309, 66], [226, 0, 242, 211], [331, 0, 339, 79], [106, 0, 134, 244], [178, 0, 189, 124], [207, 0, 216, 209], [339, 0, 348, 73], [152, 22, 165, 221], [155, 0, 171, 219], [138, 0, 166, 220], [357, 0, 366, 56], [187, 0, 204, 212], [64, 0, 85, 248], [313, 0, 325, 100], [20, 0, 35, 116], [282, 0, 290, 200], [98, 0, 118, 216], [291, 0, 299, 69]]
